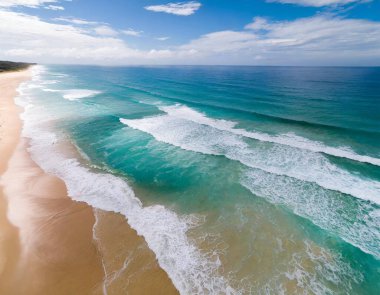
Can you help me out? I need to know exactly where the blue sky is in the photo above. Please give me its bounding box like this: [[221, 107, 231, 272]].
[[0, 0, 380, 65]]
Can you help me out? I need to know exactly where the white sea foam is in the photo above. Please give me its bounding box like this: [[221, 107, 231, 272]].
[[120, 114, 380, 256], [41, 80, 59, 85], [160, 104, 380, 166], [16, 67, 238, 295], [42, 88, 60, 92], [251, 239, 363, 295], [241, 169, 380, 258], [284, 240, 363, 295], [120, 115, 380, 205], [63, 89, 102, 101], [92, 211, 110, 295], [160, 104, 238, 130], [42, 88, 102, 100]]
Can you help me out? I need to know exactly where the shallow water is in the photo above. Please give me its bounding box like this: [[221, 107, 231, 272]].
[[17, 65, 380, 294]]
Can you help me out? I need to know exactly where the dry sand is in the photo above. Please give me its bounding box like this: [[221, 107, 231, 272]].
[[0, 69, 178, 295]]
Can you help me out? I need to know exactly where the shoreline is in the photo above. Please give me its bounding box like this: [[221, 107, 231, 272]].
[[0, 70, 28, 294], [0, 69, 178, 294]]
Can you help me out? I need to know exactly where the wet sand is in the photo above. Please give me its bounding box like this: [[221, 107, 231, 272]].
[[94, 210, 181, 294], [0, 69, 178, 295], [0, 70, 31, 294]]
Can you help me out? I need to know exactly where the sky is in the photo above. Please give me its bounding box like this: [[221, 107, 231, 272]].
[[0, 0, 379, 65]]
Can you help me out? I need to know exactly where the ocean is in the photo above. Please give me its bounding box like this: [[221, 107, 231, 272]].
[[17, 65, 380, 294]]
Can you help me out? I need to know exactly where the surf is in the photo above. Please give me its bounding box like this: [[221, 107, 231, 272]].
[[17, 66, 238, 295], [159, 104, 380, 167]]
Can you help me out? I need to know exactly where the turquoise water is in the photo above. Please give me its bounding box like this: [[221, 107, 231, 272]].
[[18, 65, 380, 294]]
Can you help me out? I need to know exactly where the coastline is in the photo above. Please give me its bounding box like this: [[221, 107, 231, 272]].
[[0, 69, 178, 295]]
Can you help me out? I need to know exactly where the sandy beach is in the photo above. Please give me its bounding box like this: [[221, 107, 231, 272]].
[[0, 69, 178, 295]]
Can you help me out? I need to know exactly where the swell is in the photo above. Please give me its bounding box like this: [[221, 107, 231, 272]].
[[115, 80, 380, 136], [167, 100, 380, 137], [119, 83, 380, 136]]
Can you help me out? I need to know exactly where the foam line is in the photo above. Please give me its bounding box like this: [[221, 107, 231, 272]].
[[120, 115, 380, 205], [160, 104, 380, 167], [62, 89, 102, 101]]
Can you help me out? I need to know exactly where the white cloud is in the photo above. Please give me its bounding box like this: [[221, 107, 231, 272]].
[[0, 0, 58, 8], [94, 25, 119, 36], [122, 28, 143, 37], [144, 1, 201, 16], [156, 36, 170, 41], [0, 9, 380, 66], [54, 17, 99, 25], [267, 0, 366, 7], [45, 5, 64, 10], [179, 16, 380, 65], [0, 10, 169, 64], [244, 17, 272, 31]]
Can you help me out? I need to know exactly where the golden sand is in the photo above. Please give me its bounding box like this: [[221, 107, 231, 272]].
[[0, 69, 178, 295]]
